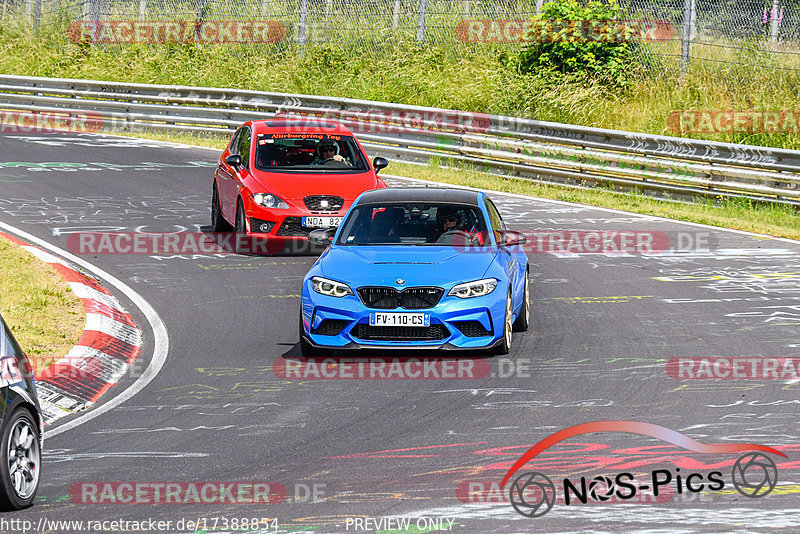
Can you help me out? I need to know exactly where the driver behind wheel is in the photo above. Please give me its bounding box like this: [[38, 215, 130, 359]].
[[439, 206, 463, 231], [429, 206, 464, 242], [312, 140, 351, 166]]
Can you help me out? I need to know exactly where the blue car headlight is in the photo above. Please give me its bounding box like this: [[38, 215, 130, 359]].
[[448, 278, 498, 299], [311, 276, 353, 298], [252, 193, 289, 209]]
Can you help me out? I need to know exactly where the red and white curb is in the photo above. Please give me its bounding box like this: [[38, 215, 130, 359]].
[[0, 232, 142, 424]]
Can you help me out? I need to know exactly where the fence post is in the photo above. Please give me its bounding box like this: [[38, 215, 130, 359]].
[[298, 0, 307, 56], [139, 0, 146, 19], [260, 0, 268, 17], [535, 0, 544, 15], [33, 0, 41, 29], [195, 0, 205, 43], [416, 0, 427, 44], [80, 0, 100, 43], [392, 0, 400, 30], [770, 0, 781, 48], [680, 0, 693, 75]]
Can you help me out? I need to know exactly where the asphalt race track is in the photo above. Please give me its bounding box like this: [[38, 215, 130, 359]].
[[1, 132, 799, 532]]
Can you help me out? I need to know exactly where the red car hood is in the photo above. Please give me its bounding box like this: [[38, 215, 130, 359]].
[[250, 170, 380, 201]]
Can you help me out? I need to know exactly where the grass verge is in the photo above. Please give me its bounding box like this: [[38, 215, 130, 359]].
[[0, 236, 84, 373], [114, 130, 800, 240]]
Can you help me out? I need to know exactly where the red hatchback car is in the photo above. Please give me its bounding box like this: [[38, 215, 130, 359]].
[[211, 119, 388, 250]]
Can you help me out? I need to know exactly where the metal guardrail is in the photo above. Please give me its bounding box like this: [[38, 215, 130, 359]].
[[1, 74, 799, 206]]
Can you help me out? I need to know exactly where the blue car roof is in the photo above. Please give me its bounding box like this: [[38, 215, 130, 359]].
[[356, 187, 482, 206]]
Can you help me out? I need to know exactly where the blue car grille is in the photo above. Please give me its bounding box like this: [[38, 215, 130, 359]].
[[354, 323, 449, 341], [357, 286, 444, 309]]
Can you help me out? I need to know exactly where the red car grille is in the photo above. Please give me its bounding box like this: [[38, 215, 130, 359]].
[[304, 195, 343, 212]]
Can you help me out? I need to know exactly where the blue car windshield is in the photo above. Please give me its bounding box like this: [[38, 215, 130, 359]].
[[337, 203, 489, 246]]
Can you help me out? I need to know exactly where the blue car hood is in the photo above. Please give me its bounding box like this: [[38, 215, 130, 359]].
[[320, 246, 498, 286]]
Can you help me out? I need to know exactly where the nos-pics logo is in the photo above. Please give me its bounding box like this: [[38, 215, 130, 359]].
[[501, 421, 784, 518]]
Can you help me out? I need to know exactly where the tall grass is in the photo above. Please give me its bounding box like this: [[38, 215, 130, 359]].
[[2, 14, 800, 149]]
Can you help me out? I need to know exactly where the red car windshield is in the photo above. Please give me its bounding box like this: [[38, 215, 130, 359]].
[[254, 133, 368, 172]]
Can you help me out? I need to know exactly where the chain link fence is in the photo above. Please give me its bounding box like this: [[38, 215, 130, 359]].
[[2, 0, 799, 76], [626, 0, 800, 75]]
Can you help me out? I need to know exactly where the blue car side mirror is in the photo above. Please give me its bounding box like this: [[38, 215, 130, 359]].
[[499, 230, 526, 247], [308, 228, 336, 246]]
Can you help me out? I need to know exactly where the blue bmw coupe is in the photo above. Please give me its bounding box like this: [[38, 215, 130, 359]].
[[299, 187, 530, 356]]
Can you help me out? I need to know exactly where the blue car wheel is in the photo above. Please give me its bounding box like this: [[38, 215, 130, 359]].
[[513, 272, 530, 333], [492, 290, 513, 355]]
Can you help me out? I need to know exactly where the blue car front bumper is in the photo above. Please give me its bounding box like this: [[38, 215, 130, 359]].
[[301, 281, 507, 350]]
